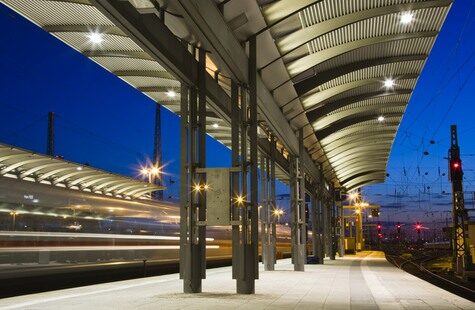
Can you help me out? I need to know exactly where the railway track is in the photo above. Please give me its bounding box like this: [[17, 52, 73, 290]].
[[386, 253, 475, 302]]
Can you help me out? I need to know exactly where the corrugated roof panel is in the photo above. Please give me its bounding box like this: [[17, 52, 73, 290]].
[[4, 0, 113, 26], [318, 60, 425, 91], [91, 57, 165, 72], [304, 7, 448, 54]]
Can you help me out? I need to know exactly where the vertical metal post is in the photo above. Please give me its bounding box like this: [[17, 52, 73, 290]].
[[197, 47, 207, 283], [236, 35, 259, 294], [180, 47, 207, 293], [317, 195, 325, 263], [336, 193, 344, 257], [330, 187, 336, 260], [153, 104, 163, 200], [261, 137, 275, 271], [260, 154, 267, 265], [355, 206, 363, 251], [323, 195, 331, 258], [270, 136, 277, 266], [311, 189, 318, 260], [46, 112, 55, 156], [290, 128, 306, 271], [231, 80, 241, 282]]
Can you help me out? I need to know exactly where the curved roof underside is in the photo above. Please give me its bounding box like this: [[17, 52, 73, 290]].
[[1, 0, 291, 182], [252, 0, 451, 190], [0, 144, 163, 199], [1, 0, 453, 191]]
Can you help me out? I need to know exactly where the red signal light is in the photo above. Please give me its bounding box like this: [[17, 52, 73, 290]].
[[452, 162, 460, 169]]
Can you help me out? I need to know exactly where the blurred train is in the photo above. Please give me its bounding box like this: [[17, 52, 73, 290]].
[[0, 176, 292, 279]]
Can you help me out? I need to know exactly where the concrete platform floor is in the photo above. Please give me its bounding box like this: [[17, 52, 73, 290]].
[[0, 251, 473, 310]]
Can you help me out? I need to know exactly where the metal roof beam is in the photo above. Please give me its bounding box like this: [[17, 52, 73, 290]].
[[327, 144, 392, 165], [302, 74, 417, 110], [329, 151, 390, 170], [315, 113, 403, 141], [323, 138, 395, 160], [343, 173, 386, 188], [341, 170, 385, 186], [19, 162, 67, 179], [313, 102, 407, 131], [85, 50, 154, 60], [336, 163, 388, 179], [307, 90, 412, 124], [294, 55, 426, 96], [323, 130, 396, 149], [260, 0, 324, 29], [321, 123, 400, 146], [43, 24, 124, 36], [287, 31, 437, 77], [113, 70, 175, 80], [0, 158, 50, 175]]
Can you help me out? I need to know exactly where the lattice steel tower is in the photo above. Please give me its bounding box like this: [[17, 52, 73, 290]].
[[448, 125, 472, 275]]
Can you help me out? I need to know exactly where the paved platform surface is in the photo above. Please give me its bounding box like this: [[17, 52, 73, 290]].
[[0, 251, 473, 310]]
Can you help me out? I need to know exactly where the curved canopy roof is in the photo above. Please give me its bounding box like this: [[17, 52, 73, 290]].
[[2, 0, 453, 191], [0, 144, 163, 199], [251, 0, 451, 190], [1, 0, 292, 183]]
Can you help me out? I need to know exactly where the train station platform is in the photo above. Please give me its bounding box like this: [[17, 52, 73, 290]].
[[0, 251, 472, 310]]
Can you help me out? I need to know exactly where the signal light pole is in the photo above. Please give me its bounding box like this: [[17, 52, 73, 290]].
[[448, 125, 472, 276], [396, 222, 401, 240], [415, 222, 422, 240]]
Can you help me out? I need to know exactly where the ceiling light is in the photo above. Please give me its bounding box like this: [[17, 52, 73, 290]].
[[383, 79, 395, 89], [166, 90, 176, 98], [212, 123, 219, 128], [378, 115, 385, 122], [400, 12, 414, 24], [87, 32, 104, 44]]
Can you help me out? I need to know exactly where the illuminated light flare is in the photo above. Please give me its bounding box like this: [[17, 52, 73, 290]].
[[87, 31, 104, 44], [383, 78, 395, 89], [400, 12, 414, 24]]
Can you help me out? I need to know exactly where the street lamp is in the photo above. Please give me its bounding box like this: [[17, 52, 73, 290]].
[[140, 165, 161, 183], [273, 208, 284, 223]]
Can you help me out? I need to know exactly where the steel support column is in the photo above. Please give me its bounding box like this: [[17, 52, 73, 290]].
[[179, 47, 207, 293], [317, 195, 325, 264], [311, 190, 318, 260], [336, 196, 345, 257], [330, 187, 337, 260], [355, 207, 364, 251], [232, 36, 259, 294], [290, 128, 306, 271], [261, 150, 275, 270], [323, 197, 331, 258], [270, 135, 277, 266]]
